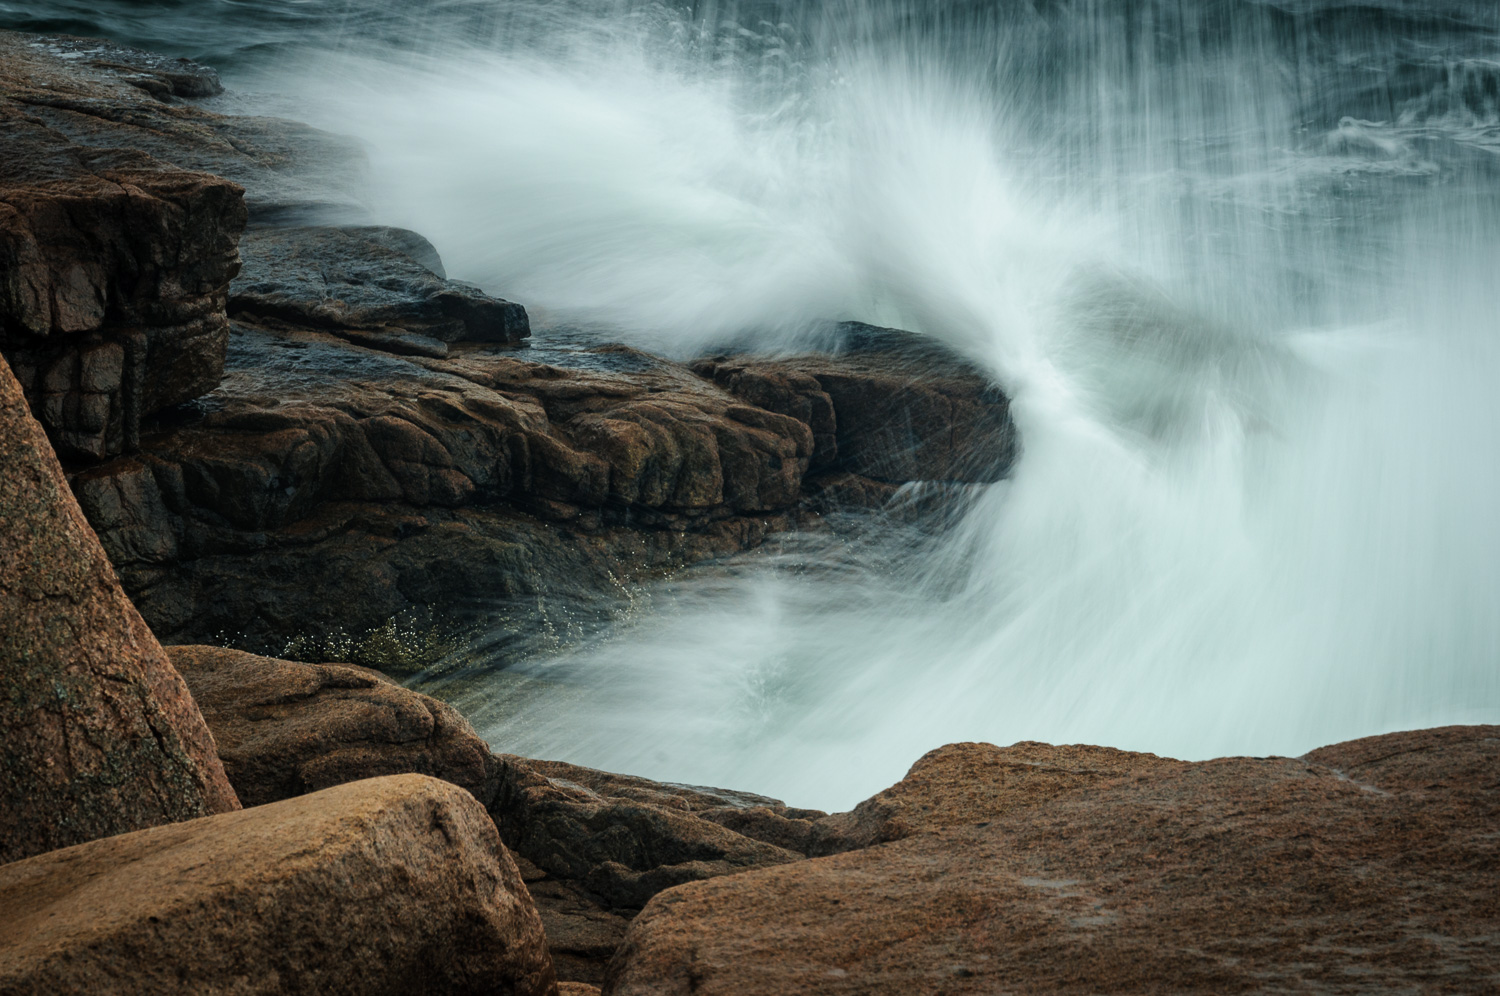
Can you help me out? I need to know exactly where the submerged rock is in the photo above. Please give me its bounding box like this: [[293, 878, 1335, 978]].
[[0, 355, 238, 865], [607, 727, 1500, 994], [0, 774, 557, 996], [168, 644, 497, 808]]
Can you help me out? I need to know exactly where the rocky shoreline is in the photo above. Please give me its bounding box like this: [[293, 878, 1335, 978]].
[[2, 29, 1497, 995], [0, 32, 1015, 653]]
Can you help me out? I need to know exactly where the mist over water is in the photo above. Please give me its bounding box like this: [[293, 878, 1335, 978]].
[[11, 0, 1499, 806]]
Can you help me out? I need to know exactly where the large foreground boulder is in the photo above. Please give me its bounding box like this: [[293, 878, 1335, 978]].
[[167, 644, 497, 807], [152, 641, 821, 987], [0, 774, 556, 996], [607, 727, 1500, 994], [0, 356, 237, 864]]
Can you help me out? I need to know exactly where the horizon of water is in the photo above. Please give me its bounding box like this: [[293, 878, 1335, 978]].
[[10, 0, 1499, 808]]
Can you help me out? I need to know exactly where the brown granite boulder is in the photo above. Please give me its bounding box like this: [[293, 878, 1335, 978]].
[[607, 727, 1500, 995], [166, 644, 497, 807], [0, 355, 238, 865], [0, 774, 557, 996], [806, 739, 1184, 854]]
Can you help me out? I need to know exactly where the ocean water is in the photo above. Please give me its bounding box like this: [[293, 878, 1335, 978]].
[[11, 0, 1499, 808]]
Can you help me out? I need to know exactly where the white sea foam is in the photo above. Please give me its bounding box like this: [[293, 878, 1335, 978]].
[[278, 1, 1500, 807]]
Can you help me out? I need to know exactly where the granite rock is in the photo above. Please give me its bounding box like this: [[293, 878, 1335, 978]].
[[0, 774, 557, 996], [0, 354, 238, 865], [167, 644, 497, 807], [608, 728, 1500, 995]]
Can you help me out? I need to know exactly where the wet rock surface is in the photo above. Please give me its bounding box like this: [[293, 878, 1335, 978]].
[[0, 33, 364, 223], [0, 355, 238, 865], [0, 774, 558, 996], [0, 39, 247, 459], [232, 225, 530, 344], [167, 644, 497, 808], [607, 727, 1500, 995], [695, 322, 1016, 482], [491, 754, 804, 911]]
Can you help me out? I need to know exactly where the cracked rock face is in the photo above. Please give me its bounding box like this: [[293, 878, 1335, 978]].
[[0, 354, 238, 865], [72, 321, 1013, 647], [0, 33, 248, 461]]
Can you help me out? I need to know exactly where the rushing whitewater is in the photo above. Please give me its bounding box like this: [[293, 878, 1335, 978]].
[[11, 0, 1499, 807]]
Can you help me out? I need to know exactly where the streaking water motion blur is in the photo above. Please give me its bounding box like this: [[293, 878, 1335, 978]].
[[10, 0, 1498, 807]]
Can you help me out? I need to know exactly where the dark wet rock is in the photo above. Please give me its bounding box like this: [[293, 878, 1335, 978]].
[[26, 33, 226, 100], [0, 774, 558, 996], [521, 856, 634, 988], [73, 322, 821, 644], [606, 728, 1500, 995], [0, 76, 246, 458], [489, 754, 804, 913], [485, 754, 809, 984], [0, 355, 239, 865], [231, 226, 530, 345], [340, 327, 451, 358], [167, 644, 497, 808], [694, 322, 1017, 483], [697, 806, 825, 855], [0, 30, 365, 225], [69, 317, 1014, 645], [522, 761, 798, 815]]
